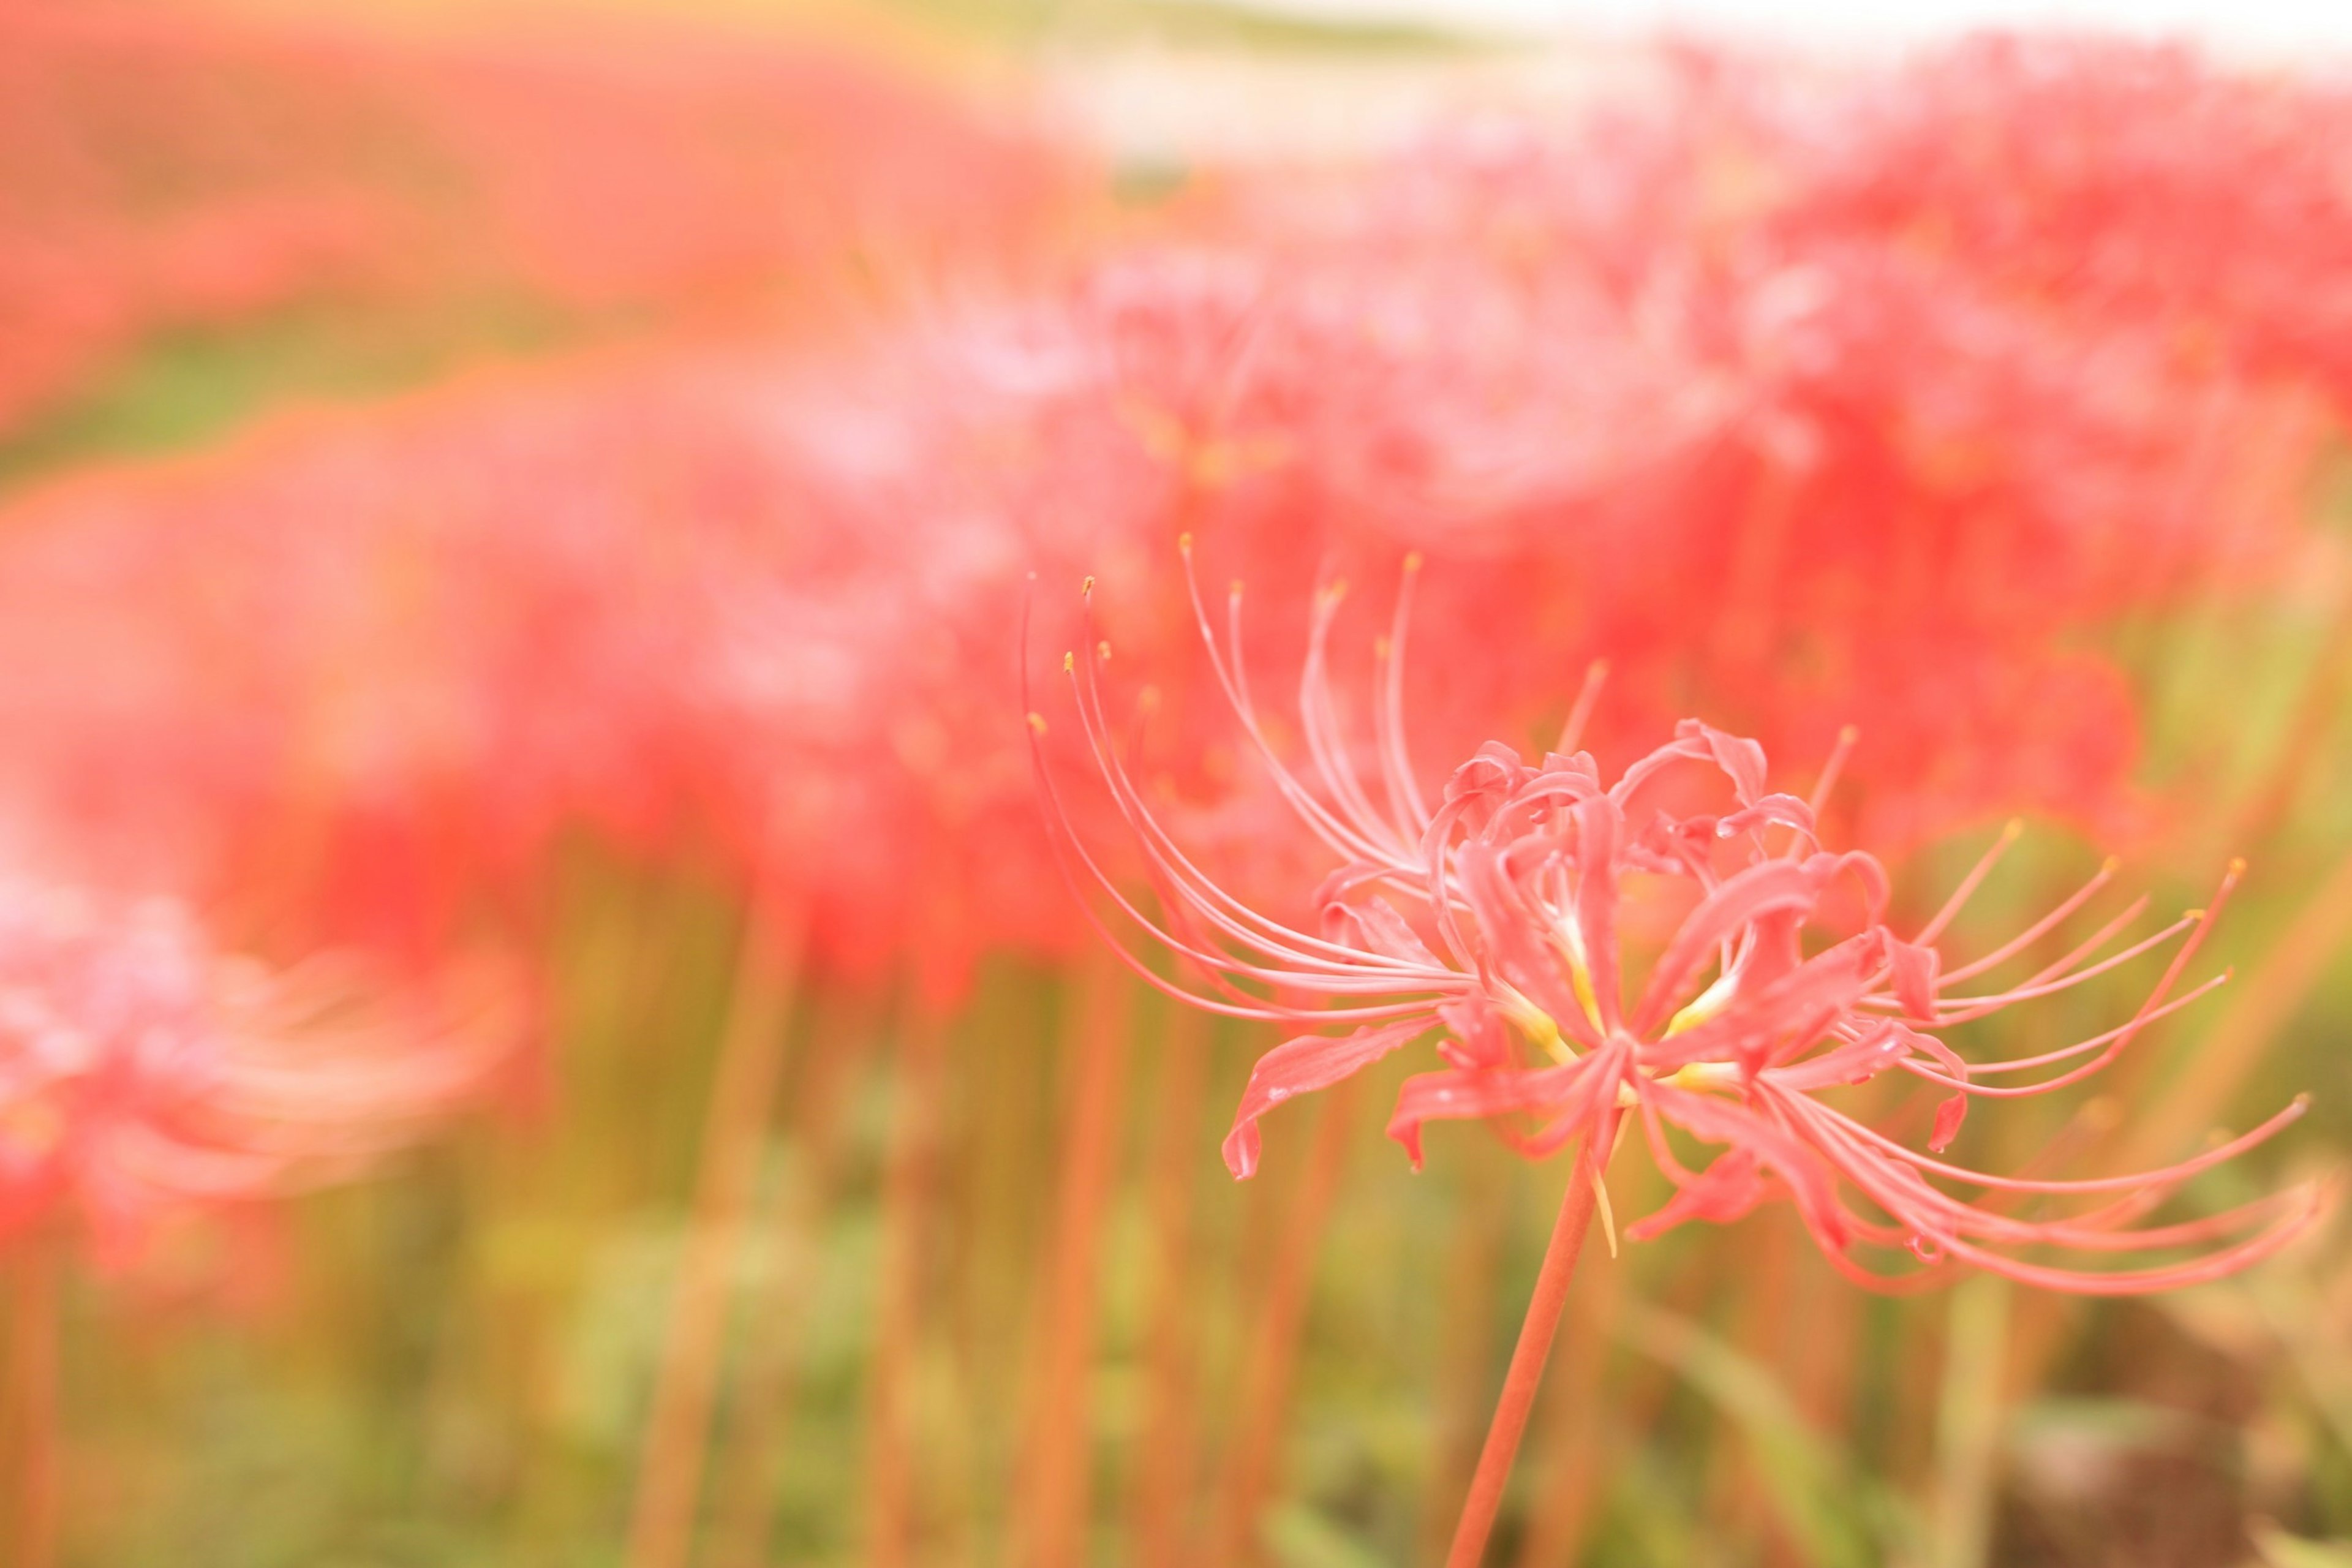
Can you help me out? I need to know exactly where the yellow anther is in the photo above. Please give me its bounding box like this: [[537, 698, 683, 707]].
[[1026, 712, 1048, 736], [1081, 575, 1095, 598], [2001, 817, 2025, 842], [1062, 651, 1074, 673], [1403, 551, 1424, 573], [1177, 532, 1194, 554], [1098, 640, 1112, 662]]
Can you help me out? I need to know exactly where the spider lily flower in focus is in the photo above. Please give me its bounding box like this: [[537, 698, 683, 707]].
[[0, 881, 508, 1270], [1035, 551, 2325, 1294]]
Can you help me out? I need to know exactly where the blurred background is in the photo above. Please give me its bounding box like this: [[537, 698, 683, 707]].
[[4, 0, 2352, 1564]]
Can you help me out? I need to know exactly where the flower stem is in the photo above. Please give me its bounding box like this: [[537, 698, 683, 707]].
[[1208, 1076, 1359, 1565], [11, 1237, 58, 1568], [1126, 1006, 1212, 1568], [1509, 1215, 1629, 1568], [624, 892, 805, 1568], [864, 1005, 950, 1568], [703, 992, 875, 1568], [1014, 954, 1133, 1568], [1445, 1117, 1614, 1568]]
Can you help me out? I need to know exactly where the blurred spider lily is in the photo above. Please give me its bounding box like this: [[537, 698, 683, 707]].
[[0, 881, 509, 1271], [0, 2, 1069, 439], [1036, 550, 2324, 1294]]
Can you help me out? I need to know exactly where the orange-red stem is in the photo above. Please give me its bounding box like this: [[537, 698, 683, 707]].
[[1510, 1221, 1627, 1568], [1445, 1120, 1612, 1568], [704, 993, 875, 1568], [1015, 956, 1133, 1568], [1208, 1077, 1359, 1565], [864, 1007, 949, 1568], [625, 894, 806, 1568], [1126, 1008, 1213, 1568], [1420, 1155, 1513, 1564]]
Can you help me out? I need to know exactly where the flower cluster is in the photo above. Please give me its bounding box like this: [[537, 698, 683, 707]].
[[0, 1, 1068, 436], [0, 341, 1153, 992], [1041, 559, 2323, 1292], [1763, 34, 2352, 412], [1178, 43, 2340, 849], [6, 31, 2349, 1012]]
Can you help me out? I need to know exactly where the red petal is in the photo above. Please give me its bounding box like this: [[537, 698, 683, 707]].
[[1222, 1020, 1424, 1180], [1384, 1057, 1594, 1170], [1929, 1093, 1968, 1153], [1888, 938, 1940, 1022]]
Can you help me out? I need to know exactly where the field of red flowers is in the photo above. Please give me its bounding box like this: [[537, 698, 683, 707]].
[[4, 3, 2351, 1564]]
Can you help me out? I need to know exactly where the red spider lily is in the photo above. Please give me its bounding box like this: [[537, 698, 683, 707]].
[[3, 33, 2339, 995], [0, 0, 1070, 437], [1760, 34, 2352, 413], [1037, 556, 2325, 1295], [1165, 39, 2342, 850], [0, 360, 777, 959], [0, 880, 508, 1271], [0, 344, 1133, 993]]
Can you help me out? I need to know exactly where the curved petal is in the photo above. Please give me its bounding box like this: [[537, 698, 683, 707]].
[[1640, 1082, 1856, 1254], [1385, 1056, 1594, 1170], [1632, 859, 1833, 1034], [1223, 1019, 1427, 1179], [1459, 840, 1597, 1049], [1569, 794, 1627, 1032], [1643, 930, 1885, 1072], [1624, 1147, 1768, 1241]]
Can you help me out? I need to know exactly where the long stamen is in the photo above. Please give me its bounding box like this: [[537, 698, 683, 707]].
[[1773, 1085, 2306, 1198], [1297, 579, 1410, 857], [1928, 1202, 2321, 1296], [1807, 724, 1858, 817], [1921, 911, 2200, 1019], [1555, 658, 1610, 756], [1939, 856, 2121, 984], [1902, 972, 2228, 1085], [1030, 671, 1458, 1020], [1178, 541, 1409, 869], [1374, 552, 1433, 839], [1061, 633, 1437, 976], [1916, 819, 2025, 943]]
